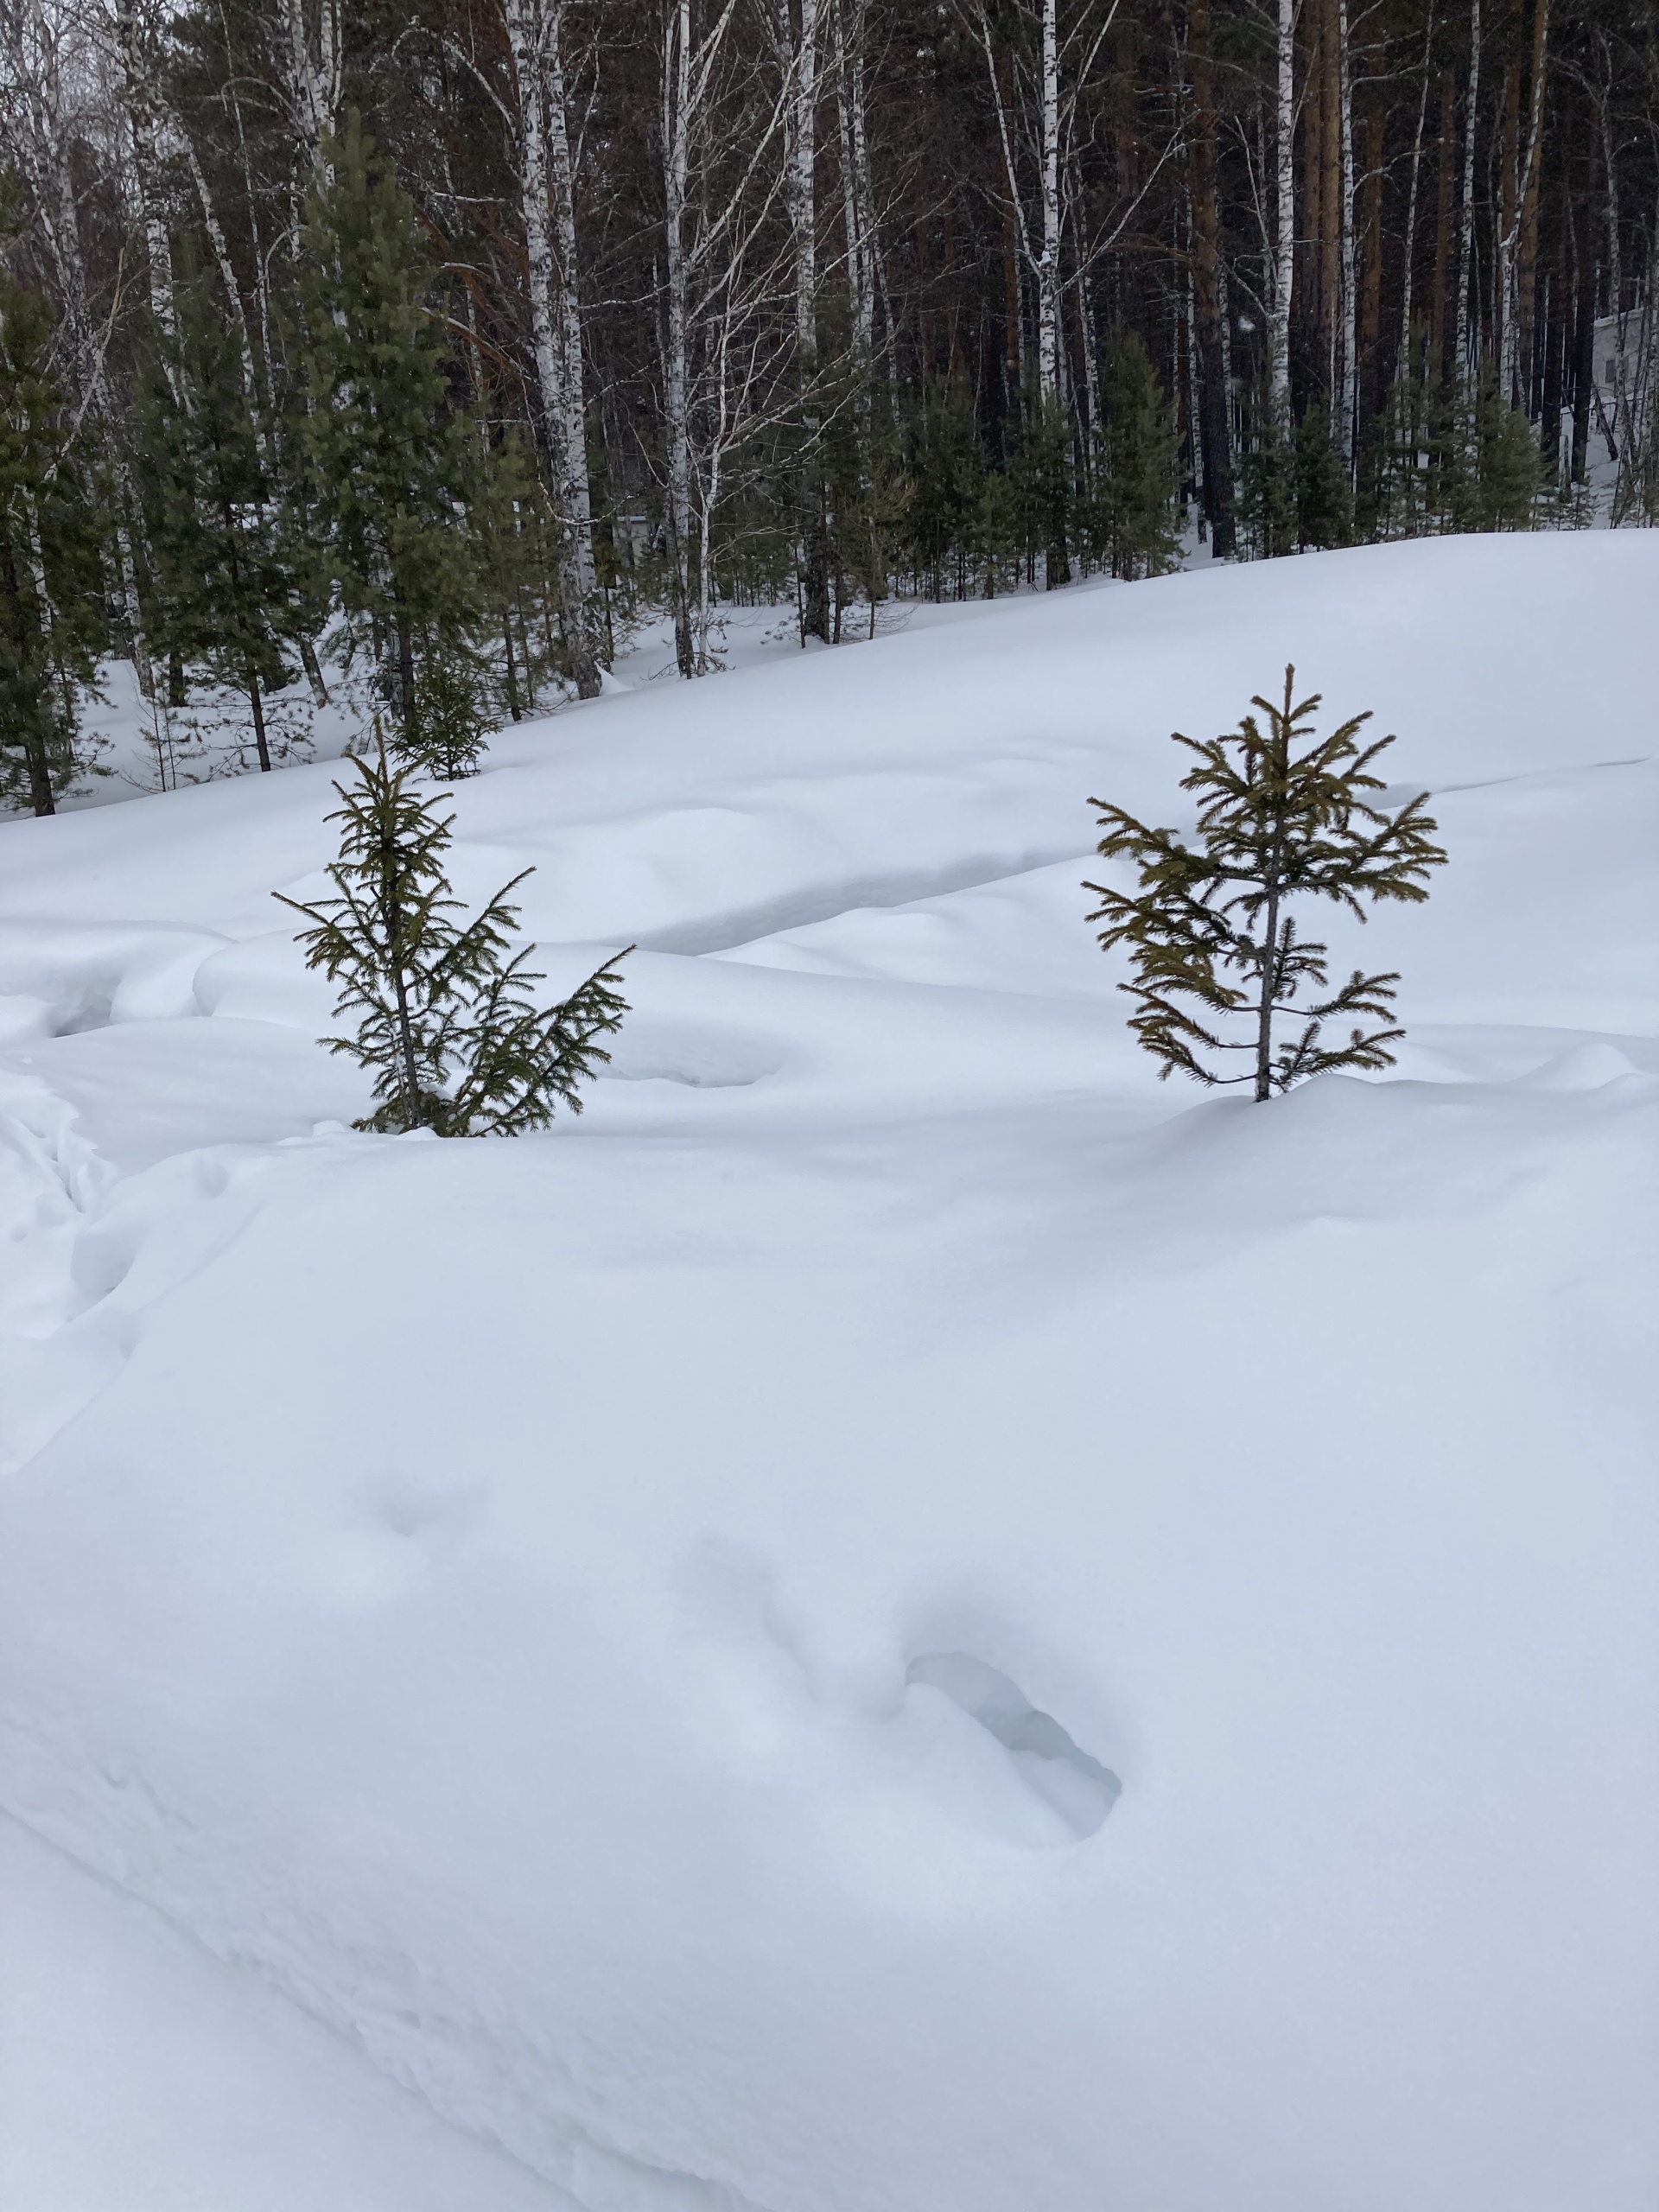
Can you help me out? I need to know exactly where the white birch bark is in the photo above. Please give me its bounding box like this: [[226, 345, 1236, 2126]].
[[111, 0, 175, 345], [1272, 0, 1295, 406], [1037, 0, 1061, 405], [663, 0, 696, 676], [284, 0, 340, 169], [543, 0, 601, 691], [179, 128, 259, 405], [833, 0, 873, 371], [784, 0, 821, 365], [503, 0, 600, 695]]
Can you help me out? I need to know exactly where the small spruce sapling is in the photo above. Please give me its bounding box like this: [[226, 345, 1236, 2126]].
[[277, 739, 629, 1135], [1084, 668, 1446, 1099]]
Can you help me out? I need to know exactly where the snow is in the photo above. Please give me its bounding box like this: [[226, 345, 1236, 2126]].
[[1, 533, 1655, 2211]]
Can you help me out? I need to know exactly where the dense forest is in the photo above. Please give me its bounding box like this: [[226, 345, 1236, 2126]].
[[2, 0, 1656, 810]]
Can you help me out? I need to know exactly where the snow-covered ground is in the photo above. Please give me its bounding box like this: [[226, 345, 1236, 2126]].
[[1, 534, 1655, 2211]]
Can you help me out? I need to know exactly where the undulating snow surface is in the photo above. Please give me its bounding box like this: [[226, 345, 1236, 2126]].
[[1, 536, 1656, 2211]]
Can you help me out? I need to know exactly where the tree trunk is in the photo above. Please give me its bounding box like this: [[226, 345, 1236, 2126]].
[[1497, 60, 1520, 397], [1397, 37, 1433, 394], [1335, 0, 1356, 457], [247, 667, 272, 772], [1513, 0, 1552, 417], [114, 0, 176, 350], [1433, 68, 1457, 379], [1272, 0, 1296, 406], [543, 0, 603, 695], [283, 0, 340, 170], [1038, 0, 1061, 411], [1319, 0, 1340, 400], [1453, 0, 1482, 382], [1358, 106, 1383, 435], [661, 0, 695, 679], [1186, 0, 1236, 554], [781, 0, 830, 641]]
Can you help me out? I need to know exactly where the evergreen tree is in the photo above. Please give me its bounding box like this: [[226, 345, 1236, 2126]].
[[397, 636, 487, 778], [0, 276, 106, 817], [1085, 667, 1446, 1099], [1294, 403, 1353, 550], [1360, 362, 1434, 542], [1090, 328, 1180, 580], [276, 740, 630, 1135], [140, 273, 305, 773], [296, 117, 486, 755], [900, 378, 987, 601], [1238, 381, 1297, 560], [1468, 369, 1541, 532], [1008, 391, 1073, 589], [472, 423, 557, 722]]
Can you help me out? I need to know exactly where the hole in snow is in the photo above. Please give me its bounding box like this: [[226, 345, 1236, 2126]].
[[906, 1651, 1122, 1838]]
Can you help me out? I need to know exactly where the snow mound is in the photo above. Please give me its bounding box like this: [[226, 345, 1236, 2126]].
[[0, 536, 1655, 2212]]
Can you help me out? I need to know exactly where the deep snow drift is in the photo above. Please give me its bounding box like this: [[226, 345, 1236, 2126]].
[[1, 535, 1655, 2212]]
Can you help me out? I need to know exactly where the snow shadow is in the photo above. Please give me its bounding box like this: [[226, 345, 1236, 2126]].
[[906, 1652, 1122, 1838]]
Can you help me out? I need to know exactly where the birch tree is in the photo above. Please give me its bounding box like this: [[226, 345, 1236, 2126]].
[[1272, 0, 1296, 407], [502, 0, 601, 697], [659, 0, 793, 675]]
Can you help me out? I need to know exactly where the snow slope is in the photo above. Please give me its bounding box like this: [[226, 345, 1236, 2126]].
[[1, 534, 1655, 2211]]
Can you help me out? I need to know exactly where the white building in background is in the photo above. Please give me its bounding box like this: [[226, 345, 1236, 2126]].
[[1590, 311, 1642, 404]]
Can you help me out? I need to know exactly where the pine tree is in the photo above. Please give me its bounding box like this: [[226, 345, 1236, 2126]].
[[296, 117, 486, 754], [1090, 328, 1180, 581], [276, 740, 630, 1135], [140, 273, 304, 773], [0, 275, 106, 817], [1085, 667, 1446, 1100]]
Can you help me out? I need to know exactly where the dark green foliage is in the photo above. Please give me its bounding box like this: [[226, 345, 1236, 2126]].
[[276, 741, 630, 1135], [472, 426, 561, 721], [1294, 404, 1353, 550], [1467, 372, 1543, 532], [1089, 329, 1180, 580], [1007, 391, 1073, 588], [1085, 668, 1446, 1100], [0, 276, 107, 816], [900, 379, 988, 600], [394, 636, 487, 778], [295, 117, 486, 743], [1238, 384, 1298, 560], [139, 273, 304, 772]]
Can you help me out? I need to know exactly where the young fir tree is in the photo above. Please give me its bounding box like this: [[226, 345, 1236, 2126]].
[[140, 274, 304, 773], [1084, 668, 1446, 1100], [0, 275, 106, 816], [1294, 403, 1353, 550], [1090, 328, 1180, 581], [1238, 380, 1298, 559], [276, 739, 630, 1135], [1008, 391, 1073, 589], [296, 117, 486, 759], [901, 378, 988, 601]]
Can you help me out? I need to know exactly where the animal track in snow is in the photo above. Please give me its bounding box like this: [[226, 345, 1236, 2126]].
[[906, 1652, 1122, 1838]]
